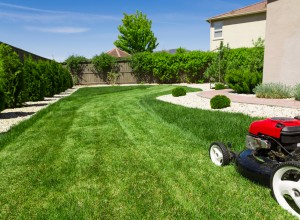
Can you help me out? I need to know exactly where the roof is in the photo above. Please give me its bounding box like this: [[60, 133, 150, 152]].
[[106, 48, 131, 58], [207, 1, 267, 23]]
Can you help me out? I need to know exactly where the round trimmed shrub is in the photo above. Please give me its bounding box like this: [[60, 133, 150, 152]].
[[172, 87, 186, 97], [214, 83, 226, 90], [210, 95, 231, 109]]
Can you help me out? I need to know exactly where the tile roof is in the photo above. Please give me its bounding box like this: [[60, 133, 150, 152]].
[[207, 1, 267, 22], [106, 48, 131, 58]]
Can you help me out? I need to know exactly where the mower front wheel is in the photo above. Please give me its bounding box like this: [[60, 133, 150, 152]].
[[271, 161, 300, 218], [209, 142, 231, 166]]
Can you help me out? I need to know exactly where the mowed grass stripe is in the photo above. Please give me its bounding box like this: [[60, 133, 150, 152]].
[[0, 86, 294, 219]]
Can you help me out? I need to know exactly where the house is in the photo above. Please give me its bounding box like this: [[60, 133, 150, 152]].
[[106, 48, 131, 58], [263, 0, 300, 86], [207, 1, 267, 50]]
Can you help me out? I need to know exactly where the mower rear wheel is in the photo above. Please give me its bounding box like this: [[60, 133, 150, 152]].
[[271, 161, 300, 218], [209, 142, 230, 166]]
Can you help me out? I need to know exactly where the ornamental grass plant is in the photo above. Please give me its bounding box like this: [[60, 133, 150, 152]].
[[294, 84, 300, 101], [253, 83, 293, 99]]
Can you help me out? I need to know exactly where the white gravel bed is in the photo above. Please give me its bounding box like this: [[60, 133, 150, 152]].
[[0, 87, 79, 133], [157, 92, 300, 118]]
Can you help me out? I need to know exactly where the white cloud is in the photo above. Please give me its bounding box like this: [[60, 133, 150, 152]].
[[0, 2, 120, 23], [24, 26, 90, 34]]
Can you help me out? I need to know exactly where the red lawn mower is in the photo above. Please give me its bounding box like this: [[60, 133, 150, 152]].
[[209, 117, 300, 218]]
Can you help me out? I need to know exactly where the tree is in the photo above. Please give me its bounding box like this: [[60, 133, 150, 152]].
[[204, 41, 230, 84], [114, 11, 159, 54]]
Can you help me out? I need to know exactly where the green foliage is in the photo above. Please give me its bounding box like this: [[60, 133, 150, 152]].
[[294, 84, 300, 101], [214, 83, 226, 90], [0, 43, 24, 108], [114, 11, 159, 54], [225, 69, 262, 94], [152, 52, 177, 83], [22, 56, 45, 101], [183, 51, 215, 83], [176, 47, 188, 54], [253, 83, 293, 99], [204, 42, 230, 83], [226, 47, 264, 74], [0, 89, 5, 112], [210, 95, 231, 109], [130, 52, 155, 83], [204, 40, 264, 94], [107, 72, 121, 85], [0, 44, 72, 108], [130, 51, 214, 83], [172, 87, 186, 97], [65, 55, 88, 84], [92, 53, 118, 82], [252, 37, 265, 48]]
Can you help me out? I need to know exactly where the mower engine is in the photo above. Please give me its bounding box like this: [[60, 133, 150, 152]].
[[246, 117, 300, 161]]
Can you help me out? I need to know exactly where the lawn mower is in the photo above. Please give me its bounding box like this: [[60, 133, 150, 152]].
[[209, 117, 300, 218]]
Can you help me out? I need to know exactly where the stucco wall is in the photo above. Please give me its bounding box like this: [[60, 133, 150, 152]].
[[263, 0, 300, 86], [210, 13, 266, 50]]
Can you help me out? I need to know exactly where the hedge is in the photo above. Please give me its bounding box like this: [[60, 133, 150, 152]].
[[23, 56, 45, 101], [130, 51, 215, 83], [0, 43, 24, 108], [0, 43, 73, 110]]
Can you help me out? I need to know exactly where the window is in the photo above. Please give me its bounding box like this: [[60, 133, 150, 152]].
[[214, 21, 223, 38]]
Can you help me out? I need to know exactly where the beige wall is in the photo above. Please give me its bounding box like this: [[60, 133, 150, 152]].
[[210, 13, 266, 50], [263, 0, 300, 86]]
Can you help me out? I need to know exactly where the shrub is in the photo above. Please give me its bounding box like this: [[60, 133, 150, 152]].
[[204, 40, 264, 85], [0, 43, 24, 108], [130, 52, 155, 83], [130, 51, 214, 84], [22, 56, 45, 101], [214, 83, 226, 90], [92, 53, 118, 82], [210, 95, 231, 109], [107, 72, 120, 85], [294, 84, 300, 101], [253, 83, 293, 99], [172, 87, 186, 97], [0, 89, 5, 112], [152, 52, 179, 83], [65, 55, 88, 84], [225, 69, 262, 94]]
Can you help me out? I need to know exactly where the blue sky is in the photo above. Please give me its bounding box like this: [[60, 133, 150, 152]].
[[0, 0, 261, 61]]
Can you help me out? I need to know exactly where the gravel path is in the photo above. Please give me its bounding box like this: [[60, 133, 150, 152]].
[[0, 87, 79, 133], [157, 83, 300, 118]]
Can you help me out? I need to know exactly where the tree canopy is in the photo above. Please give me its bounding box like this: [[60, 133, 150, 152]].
[[114, 11, 159, 54]]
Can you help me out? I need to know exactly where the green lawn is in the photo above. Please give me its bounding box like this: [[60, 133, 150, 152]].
[[0, 85, 294, 219]]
